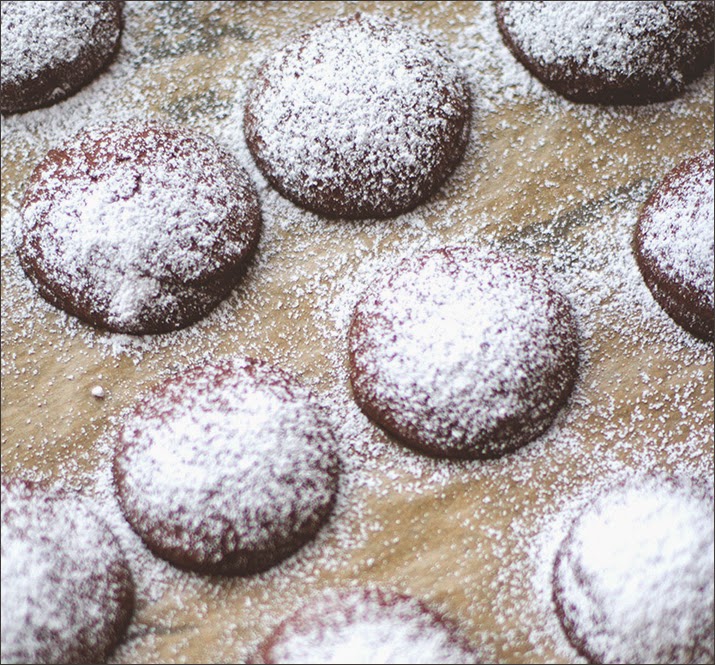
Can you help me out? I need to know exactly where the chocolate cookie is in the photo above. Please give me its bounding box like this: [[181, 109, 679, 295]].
[[1, 481, 134, 665], [244, 13, 471, 219], [250, 587, 481, 664], [1, 1, 123, 114], [18, 121, 261, 334], [348, 247, 579, 459], [634, 149, 714, 341], [113, 357, 340, 576], [495, 1, 715, 105], [552, 479, 714, 664]]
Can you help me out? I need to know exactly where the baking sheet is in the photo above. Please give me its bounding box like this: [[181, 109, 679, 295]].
[[1, 2, 713, 663]]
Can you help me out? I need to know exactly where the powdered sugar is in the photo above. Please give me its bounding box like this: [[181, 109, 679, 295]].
[[498, 1, 711, 78], [244, 13, 470, 218], [115, 357, 339, 574], [349, 247, 578, 458], [500, 2, 670, 74], [18, 121, 260, 333], [0, 1, 117, 83], [259, 588, 479, 664], [1, 482, 133, 664], [638, 150, 714, 301], [0, 0, 122, 113], [0, 2, 712, 663], [553, 479, 714, 664]]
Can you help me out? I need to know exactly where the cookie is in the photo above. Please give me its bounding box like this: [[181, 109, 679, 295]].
[[495, 1, 715, 105], [114, 357, 340, 576], [18, 121, 261, 334], [348, 247, 579, 459], [250, 587, 481, 664], [552, 479, 714, 664], [1, 1, 123, 114], [0, 481, 134, 665], [244, 13, 471, 219], [634, 149, 714, 341]]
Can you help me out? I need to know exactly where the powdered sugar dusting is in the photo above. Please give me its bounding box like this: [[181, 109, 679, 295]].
[[0, 2, 713, 663], [498, 1, 709, 78], [244, 13, 470, 218], [0, 1, 117, 83], [115, 357, 339, 572], [639, 150, 714, 300], [1, 483, 133, 664], [18, 121, 260, 332], [553, 479, 714, 664], [349, 247, 578, 458], [261, 588, 479, 664]]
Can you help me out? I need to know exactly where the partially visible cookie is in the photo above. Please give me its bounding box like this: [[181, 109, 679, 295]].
[[250, 587, 482, 664], [552, 479, 714, 664], [0, 481, 134, 665], [114, 357, 340, 576], [244, 13, 471, 219], [634, 150, 714, 341], [1, 1, 123, 114], [18, 121, 261, 334], [348, 247, 579, 459], [495, 1, 715, 105]]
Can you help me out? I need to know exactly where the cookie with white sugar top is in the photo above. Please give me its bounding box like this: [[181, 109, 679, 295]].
[[1, 1, 123, 114], [634, 149, 714, 341], [18, 121, 261, 335], [0, 481, 134, 665], [113, 357, 340, 576], [495, 1, 715, 105], [244, 13, 471, 219], [250, 587, 482, 664], [348, 247, 579, 459], [552, 478, 715, 664]]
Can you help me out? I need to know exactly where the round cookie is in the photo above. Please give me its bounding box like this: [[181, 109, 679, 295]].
[[1, 1, 123, 114], [113, 357, 340, 576], [1, 481, 134, 665], [348, 247, 579, 459], [250, 587, 482, 664], [634, 150, 714, 341], [552, 479, 714, 664], [18, 121, 261, 335], [244, 13, 471, 219], [494, 1, 715, 105]]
